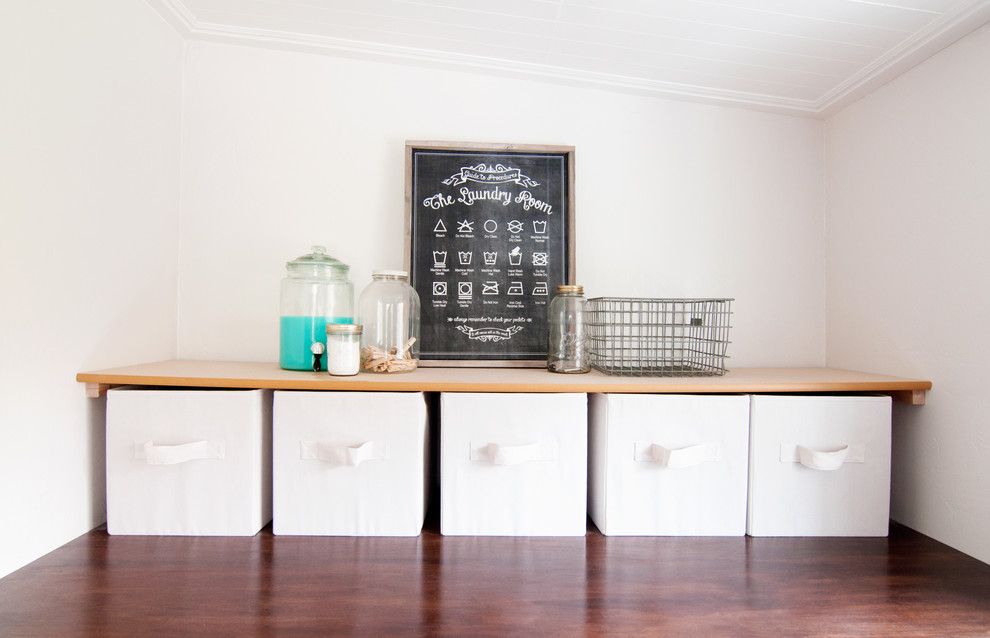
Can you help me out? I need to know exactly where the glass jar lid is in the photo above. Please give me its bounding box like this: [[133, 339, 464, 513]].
[[327, 323, 363, 335], [372, 270, 409, 280], [286, 245, 350, 280], [557, 284, 584, 295]]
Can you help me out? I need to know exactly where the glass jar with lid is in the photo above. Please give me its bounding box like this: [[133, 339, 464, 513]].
[[326, 323, 362, 376], [279, 245, 354, 371], [547, 284, 590, 374], [358, 271, 421, 373]]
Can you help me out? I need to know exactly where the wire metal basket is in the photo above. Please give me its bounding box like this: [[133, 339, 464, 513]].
[[586, 297, 733, 376]]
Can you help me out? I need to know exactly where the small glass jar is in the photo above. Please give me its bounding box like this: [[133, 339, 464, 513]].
[[326, 324, 362, 376], [358, 271, 421, 373], [279, 245, 354, 371], [548, 284, 590, 374]]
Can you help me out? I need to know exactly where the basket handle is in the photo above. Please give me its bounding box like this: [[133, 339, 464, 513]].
[[300, 440, 386, 466], [778, 443, 865, 470], [634, 442, 719, 468], [797, 445, 848, 471], [137, 440, 225, 465], [470, 441, 555, 465]]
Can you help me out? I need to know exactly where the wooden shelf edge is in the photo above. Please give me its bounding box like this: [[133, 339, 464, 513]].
[[77, 364, 931, 404]]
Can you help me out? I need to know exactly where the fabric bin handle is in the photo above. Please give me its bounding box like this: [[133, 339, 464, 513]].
[[300, 440, 387, 466], [779, 443, 865, 471], [634, 442, 720, 468], [470, 441, 556, 466], [137, 440, 225, 465]]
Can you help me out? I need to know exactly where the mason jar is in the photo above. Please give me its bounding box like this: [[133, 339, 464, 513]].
[[279, 245, 354, 371], [547, 284, 590, 373], [358, 271, 421, 373], [326, 324, 362, 376]]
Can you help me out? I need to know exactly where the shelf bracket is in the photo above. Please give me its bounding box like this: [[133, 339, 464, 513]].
[[890, 389, 926, 406], [85, 383, 111, 399]]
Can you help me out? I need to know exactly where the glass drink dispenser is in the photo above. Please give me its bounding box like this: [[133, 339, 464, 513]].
[[279, 245, 354, 371]]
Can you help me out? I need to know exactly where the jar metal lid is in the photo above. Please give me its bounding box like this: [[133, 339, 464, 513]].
[[327, 323, 363, 335], [372, 269, 409, 280], [557, 284, 584, 295]]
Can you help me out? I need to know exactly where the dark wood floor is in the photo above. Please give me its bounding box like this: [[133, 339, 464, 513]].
[[1, 518, 988, 637]]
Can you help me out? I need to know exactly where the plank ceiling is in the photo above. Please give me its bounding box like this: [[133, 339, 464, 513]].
[[159, 0, 990, 115]]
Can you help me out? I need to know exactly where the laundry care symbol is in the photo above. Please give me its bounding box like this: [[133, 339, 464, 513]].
[[483, 220, 498, 233], [432, 281, 447, 296], [507, 282, 523, 296], [483, 251, 497, 265], [457, 220, 475, 233], [533, 282, 548, 296], [482, 281, 499, 295], [433, 250, 447, 267], [532, 221, 547, 234], [507, 220, 524, 234], [508, 247, 522, 265], [532, 252, 548, 266], [458, 251, 472, 265], [433, 219, 447, 233], [458, 282, 473, 299]]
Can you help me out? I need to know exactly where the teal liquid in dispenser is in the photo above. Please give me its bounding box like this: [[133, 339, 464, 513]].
[[279, 316, 353, 370], [279, 245, 355, 371]]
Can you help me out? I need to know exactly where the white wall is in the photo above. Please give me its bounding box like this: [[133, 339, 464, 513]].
[[825, 24, 990, 563], [0, 0, 183, 577], [177, 42, 826, 367], [1, 0, 984, 576]]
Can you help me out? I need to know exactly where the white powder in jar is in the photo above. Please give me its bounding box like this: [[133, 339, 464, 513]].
[[326, 326, 362, 376]]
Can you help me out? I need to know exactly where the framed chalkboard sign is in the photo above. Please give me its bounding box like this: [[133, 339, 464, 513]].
[[404, 141, 575, 367]]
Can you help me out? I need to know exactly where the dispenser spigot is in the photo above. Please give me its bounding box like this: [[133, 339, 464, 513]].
[[310, 342, 326, 372]]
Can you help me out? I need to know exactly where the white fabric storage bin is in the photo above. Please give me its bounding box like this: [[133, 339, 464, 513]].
[[272, 391, 428, 536], [589, 394, 750, 536], [748, 395, 892, 537], [441, 393, 587, 536], [106, 388, 272, 536]]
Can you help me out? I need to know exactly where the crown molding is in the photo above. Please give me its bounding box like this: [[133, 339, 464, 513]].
[[815, 0, 990, 117], [144, 0, 196, 36], [200, 23, 824, 116], [145, 0, 990, 119]]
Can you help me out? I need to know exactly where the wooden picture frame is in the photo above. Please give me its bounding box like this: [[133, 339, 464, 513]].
[[405, 141, 576, 367]]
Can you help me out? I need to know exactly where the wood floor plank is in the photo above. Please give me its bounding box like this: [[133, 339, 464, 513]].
[[0, 522, 987, 636]]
